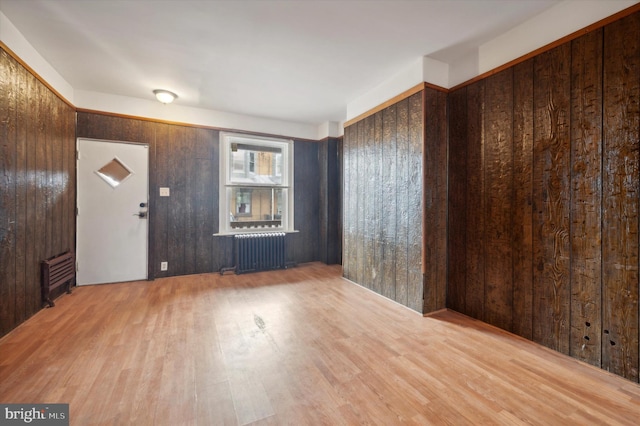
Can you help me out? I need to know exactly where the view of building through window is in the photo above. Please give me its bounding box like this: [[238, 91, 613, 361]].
[[220, 133, 292, 233]]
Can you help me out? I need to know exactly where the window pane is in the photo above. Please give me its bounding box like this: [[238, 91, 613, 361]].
[[229, 187, 284, 230], [229, 145, 283, 185]]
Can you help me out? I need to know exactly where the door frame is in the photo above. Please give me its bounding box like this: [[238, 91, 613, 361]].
[[76, 137, 155, 282]]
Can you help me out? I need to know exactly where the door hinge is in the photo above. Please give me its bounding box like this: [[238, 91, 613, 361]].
[[76, 207, 79, 216]]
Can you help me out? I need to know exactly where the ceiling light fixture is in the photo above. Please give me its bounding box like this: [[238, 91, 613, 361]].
[[153, 89, 178, 104]]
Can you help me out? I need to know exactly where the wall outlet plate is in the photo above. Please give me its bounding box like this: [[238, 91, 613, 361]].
[[159, 187, 170, 197], [160, 261, 168, 271]]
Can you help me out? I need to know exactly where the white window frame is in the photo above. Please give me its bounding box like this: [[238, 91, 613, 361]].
[[219, 132, 294, 234]]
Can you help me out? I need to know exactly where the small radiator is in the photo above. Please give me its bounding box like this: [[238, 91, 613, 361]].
[[41, 250, 75, 307], [235, 232, 286, 274]]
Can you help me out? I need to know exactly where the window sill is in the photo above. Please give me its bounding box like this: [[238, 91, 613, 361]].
[[213, 230, 299, 237]]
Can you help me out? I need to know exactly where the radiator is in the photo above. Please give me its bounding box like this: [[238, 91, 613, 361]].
[[41, 250, 75, 307], [235, 232, 286, 274]]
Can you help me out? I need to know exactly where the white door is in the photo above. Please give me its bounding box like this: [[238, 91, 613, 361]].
[[76, 138, 149, 285]]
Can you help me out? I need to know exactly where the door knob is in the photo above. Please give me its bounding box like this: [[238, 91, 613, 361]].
[[133, 212, 147, 218]]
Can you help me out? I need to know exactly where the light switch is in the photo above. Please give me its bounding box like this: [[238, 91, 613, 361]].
[[159, 187, 170, 197]]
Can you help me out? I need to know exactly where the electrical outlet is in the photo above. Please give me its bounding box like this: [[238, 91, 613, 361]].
[[160, 261, 168, 271], [159, 187, 170, 197]]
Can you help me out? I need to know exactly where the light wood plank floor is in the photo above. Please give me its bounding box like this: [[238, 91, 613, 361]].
[[1, 263, 639, 425]]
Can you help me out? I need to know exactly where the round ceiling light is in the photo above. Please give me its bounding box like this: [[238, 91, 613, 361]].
[[153, 89, 178, 104]]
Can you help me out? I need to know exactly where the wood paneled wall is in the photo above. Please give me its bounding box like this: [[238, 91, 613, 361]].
[[343, 89, 447, 313], [76, 112, 332, 277], [447, 12, 640, 382], [318, 137, 342, 265], [0, 48, 76, 337]]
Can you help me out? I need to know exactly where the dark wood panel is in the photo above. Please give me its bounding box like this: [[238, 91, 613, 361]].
[[532, 43, 572, 354], [603, 13, 640, 382], [423, 89, 447, 313], [381, 105, 397, 301], [570, 29, 603, 367], [464, 81, 485, 321], [15, 63, 27, 326], [0, 48, 75, 338], [342, 125, 353, 281], [355, 121, 364, 285], [0, 50, 17, 335], [407, 92, 424, 313], [446, 88, 468, 313], [184, 128, 199, 275], [362, 115, 375, 293], [195, 130, 215, 274], [292, 140, 320, 264], [512, 59, 535, 340], [372, 114, 383, 294], [395, 99, 409, 307], [25, 72, 40, 318], [154, 123, 171, 277], [484, 69, 514, 332]]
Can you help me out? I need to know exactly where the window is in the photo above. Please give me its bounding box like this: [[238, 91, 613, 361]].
[[219, 132, 293, 233]]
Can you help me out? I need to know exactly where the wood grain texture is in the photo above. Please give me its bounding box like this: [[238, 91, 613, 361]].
[[465, 81, 486, 322], [354, 120, 364, 285], [484, 69, 514, 332], [532, 43, 572, 354], [291, 140, 320, 264], [342, 124, 353, 281], [362, 115, 375, 293], [0, 48, 75, 338], [372, 115, 384, 295], [343, 92, 434, 313], [1, 49, 17, 335], [395, 99, 410, 307], [446, 88, 468, 313], [423, 89, 447, 313], [602, 13, 640, 382], [2, 264, 639, 425], [381, 105, 397, 301], [408, 92, 424, 313], [570, 29, 603, 367], [512, 59, 535, 340]]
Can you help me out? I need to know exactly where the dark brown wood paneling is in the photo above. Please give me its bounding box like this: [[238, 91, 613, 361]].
[[395, 99, 410, 307], [363, 115, 375, 292], [603, 13, 640, 382], [194, 129, 215, 274], [446, 88, 468, 313], [0, 48, 75, 338], [570, 29, 603, 367], [15, 62, 27, 326], [343, 91, 435, 312], [372, 114, 383, 294], [342, 125, 353, 281], [0, 50, 17, 335], [408, 92, 424, 313], [464, 81, 486, 321], [512, 59, 535, 340], [381, 105, 397, 301], [484, 69, 514, 332], [423, 89, 446, 313], [532, 43, 572, 354], [291, 140, 320, 264]]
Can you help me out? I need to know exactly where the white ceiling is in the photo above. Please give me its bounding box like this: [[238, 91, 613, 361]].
[[0, 0, 564, 126]]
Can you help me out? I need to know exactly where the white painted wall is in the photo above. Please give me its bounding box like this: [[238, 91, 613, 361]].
[[0, 11, 74, 102], [74, 90, 321, 140], [346, 0, 639, 121], [476, 0, 638, 82]]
